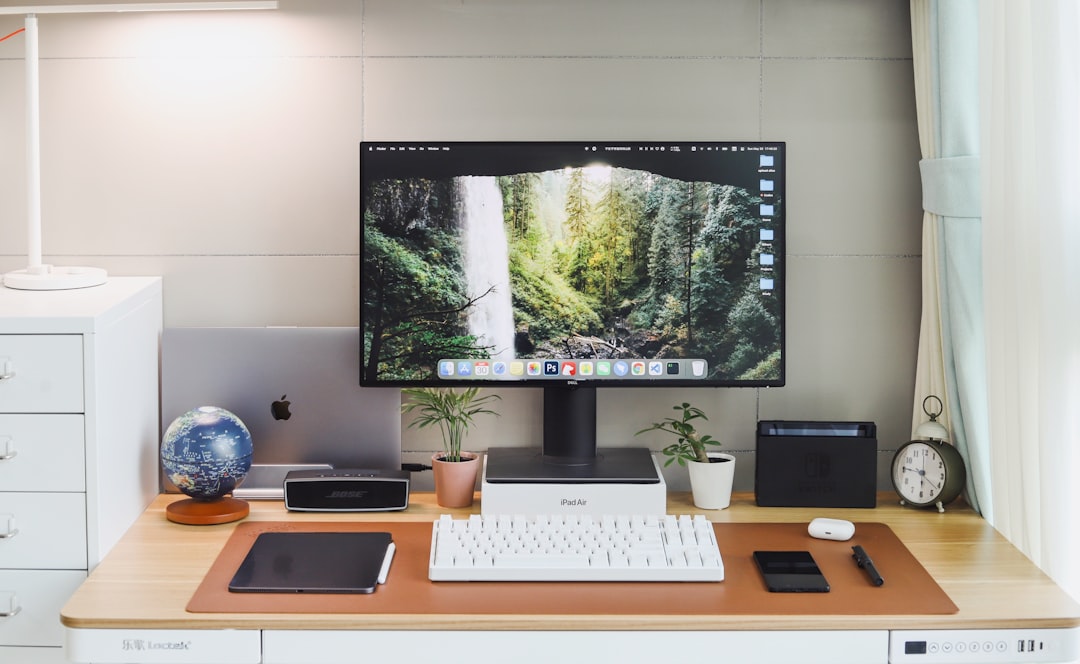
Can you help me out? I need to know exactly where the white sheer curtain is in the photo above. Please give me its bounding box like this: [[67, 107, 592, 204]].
[[980, 0, 1080, 601]]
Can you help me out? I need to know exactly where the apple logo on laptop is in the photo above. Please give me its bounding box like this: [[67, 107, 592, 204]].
[[270, 395, 292, 421]]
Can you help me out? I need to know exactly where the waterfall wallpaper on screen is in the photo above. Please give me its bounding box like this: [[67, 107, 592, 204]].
[[360, 143, 784, 386]]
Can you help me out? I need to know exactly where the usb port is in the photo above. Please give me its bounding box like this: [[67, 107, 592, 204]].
[[1019, 639, 1026, 652]]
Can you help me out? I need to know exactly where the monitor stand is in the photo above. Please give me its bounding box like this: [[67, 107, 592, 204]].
[[479, 386, 667, 516]]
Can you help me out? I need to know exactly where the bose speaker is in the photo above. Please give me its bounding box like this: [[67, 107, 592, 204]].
[[283, 469, 410, 511]]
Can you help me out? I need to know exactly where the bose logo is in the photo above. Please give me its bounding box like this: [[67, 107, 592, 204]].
[[328, 490, 369, 499]]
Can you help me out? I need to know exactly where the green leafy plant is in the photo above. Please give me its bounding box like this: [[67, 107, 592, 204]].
[[401, 387, 501, 462], [636, 402, 721, 466]]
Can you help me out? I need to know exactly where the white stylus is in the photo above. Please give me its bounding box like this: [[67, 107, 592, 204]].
[[378, 541, 396, 585]]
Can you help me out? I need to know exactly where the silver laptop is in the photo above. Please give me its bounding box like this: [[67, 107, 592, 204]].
[[161, 327, 401, 497]]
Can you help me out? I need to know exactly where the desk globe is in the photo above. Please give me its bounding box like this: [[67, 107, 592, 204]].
[[161, 406, 253, 525]]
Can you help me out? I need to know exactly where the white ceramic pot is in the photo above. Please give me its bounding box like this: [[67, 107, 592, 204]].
[[687, 452, 735, 510]]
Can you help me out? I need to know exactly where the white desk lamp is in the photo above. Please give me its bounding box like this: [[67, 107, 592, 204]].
[[1, 2, 276, 291]]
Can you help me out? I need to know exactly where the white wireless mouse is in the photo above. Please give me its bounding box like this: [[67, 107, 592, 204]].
[[808, 517, 855, 541]]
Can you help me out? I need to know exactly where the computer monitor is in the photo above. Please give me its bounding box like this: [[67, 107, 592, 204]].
[[360, 141, 785, 464]]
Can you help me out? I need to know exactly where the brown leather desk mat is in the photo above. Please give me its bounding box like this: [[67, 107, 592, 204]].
[[187, 520, 957, 616]]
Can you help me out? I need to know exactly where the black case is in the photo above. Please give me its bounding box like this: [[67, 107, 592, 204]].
[[755, 420, 877, 508]]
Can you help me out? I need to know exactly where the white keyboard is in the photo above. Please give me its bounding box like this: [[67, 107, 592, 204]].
[[428, 513, 725, 582]]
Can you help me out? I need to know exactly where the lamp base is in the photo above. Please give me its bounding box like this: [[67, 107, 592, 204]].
[[3, 265, 107, 290]]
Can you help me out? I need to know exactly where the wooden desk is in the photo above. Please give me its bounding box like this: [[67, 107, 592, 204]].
[[61, 492, 1080, 664]]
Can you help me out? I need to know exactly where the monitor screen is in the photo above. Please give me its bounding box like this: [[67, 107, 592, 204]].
[[360, 141, 785, 390]]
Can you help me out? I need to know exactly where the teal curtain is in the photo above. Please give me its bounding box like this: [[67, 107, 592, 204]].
[[910, 0, 990, 516]]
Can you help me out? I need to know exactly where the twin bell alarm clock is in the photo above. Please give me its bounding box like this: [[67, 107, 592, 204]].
[[890, 395, 967, 513]]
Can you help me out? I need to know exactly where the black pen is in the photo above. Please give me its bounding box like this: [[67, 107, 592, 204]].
[[852, 545, 884, 586]]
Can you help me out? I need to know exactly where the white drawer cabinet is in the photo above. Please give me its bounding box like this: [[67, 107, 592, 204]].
[[0, 335, 84, 413], [0, 493, 88, 569], [0, 570, 87, 646], [0, 277, 162, 660], [0, 415, 85, 491], [0, 646, 72, 664]]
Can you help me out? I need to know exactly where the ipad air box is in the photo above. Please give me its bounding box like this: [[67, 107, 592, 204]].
[[755, 420, 877, 508], [284, 469, 410, 511]]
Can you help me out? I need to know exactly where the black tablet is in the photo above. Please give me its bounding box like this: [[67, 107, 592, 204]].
[[228, 531, 394, 594], [752, 550, 830, 593]]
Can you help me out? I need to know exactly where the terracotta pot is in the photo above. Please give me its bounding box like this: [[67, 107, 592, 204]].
[[687, 452, 735, 510], [431, 451, 481, 508]]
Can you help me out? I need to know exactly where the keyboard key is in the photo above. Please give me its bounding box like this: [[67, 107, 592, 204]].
[[495, 553, 591, 568]]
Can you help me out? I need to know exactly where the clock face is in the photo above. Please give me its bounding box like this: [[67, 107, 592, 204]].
[[892, 441, 948, 505]]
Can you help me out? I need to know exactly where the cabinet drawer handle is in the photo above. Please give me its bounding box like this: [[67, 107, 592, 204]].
[[0, 593, 19, 619], [0, 514, 16, 539]]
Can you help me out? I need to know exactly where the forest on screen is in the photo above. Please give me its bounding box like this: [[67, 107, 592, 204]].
[[361, 165, 782, 383]]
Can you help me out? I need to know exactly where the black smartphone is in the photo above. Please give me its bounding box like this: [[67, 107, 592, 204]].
[[752, 550, 830, 593]]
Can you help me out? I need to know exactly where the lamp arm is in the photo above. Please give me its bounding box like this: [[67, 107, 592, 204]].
[[25, 13, 42, 270], [3, 12, 107, 290]]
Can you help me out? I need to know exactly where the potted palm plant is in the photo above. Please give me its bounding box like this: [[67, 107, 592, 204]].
[[636, 402, 735, 509], [401, 386, 500, 507]]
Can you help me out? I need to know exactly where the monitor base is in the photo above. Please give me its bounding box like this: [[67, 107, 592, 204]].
[[480, 447, 667, 516]]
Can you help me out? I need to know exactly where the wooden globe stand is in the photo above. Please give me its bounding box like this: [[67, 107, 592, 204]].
[[166, 496, 249, 525]]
